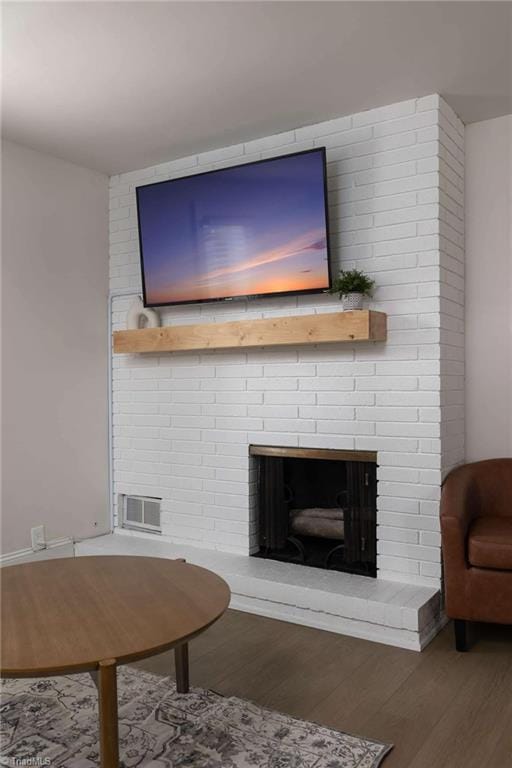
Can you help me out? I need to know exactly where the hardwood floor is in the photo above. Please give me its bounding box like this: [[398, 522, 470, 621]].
[[132, 610, 512, 768]]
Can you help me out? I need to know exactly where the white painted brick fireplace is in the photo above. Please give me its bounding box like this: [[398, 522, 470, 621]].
[[98, 94, 465, 649]]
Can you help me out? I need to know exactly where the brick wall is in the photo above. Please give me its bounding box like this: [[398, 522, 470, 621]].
[[110, 94, 464, 588]]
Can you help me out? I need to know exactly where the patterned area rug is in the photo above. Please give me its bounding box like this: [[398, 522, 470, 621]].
[[1, 666, 392, 767]]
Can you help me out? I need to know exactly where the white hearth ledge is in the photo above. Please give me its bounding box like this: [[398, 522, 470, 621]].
[[76, 530, 443, 651]]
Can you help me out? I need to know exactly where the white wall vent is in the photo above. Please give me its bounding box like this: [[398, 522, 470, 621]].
[[122, 495, 161, 533]]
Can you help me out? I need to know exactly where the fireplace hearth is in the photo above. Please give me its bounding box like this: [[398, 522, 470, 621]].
[[250, 446, 377, 577]]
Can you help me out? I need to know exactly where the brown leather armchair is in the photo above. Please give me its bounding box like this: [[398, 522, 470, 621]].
[[440, 458, 512, 651]]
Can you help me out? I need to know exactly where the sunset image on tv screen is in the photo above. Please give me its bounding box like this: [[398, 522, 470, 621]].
[[136, 149, 330, 306]]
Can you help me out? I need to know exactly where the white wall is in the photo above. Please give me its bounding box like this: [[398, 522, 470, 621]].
[[1, 140, 110, 554], [465, 115, 512, 461], [110, 95, 464, 588]]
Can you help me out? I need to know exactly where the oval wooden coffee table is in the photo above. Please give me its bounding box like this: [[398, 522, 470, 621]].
[[1, 555, 230, 767]]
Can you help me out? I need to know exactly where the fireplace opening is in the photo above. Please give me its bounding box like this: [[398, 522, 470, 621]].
[[250, 446, 377, 577]]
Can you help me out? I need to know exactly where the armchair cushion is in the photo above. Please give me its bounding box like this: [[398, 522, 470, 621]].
[[468, 516, 512, 570]]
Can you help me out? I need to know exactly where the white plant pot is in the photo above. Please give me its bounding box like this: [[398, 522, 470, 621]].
[[341, 292, 364, 311]]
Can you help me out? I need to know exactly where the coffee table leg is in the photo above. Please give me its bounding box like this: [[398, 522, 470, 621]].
[[98, 659, 119, 768], [175, 642, 189, 693]]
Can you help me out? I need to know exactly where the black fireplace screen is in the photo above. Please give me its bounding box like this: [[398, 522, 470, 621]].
[[254, 453, 377, 577]]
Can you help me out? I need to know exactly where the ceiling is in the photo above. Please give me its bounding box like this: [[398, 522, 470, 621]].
[[2, 1, 511, 175]]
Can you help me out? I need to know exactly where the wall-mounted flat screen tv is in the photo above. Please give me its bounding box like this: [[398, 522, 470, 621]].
[[136, 148, 332, 307]]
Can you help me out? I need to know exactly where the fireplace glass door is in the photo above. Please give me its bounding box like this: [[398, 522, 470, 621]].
[[253, 449, 377, 577]]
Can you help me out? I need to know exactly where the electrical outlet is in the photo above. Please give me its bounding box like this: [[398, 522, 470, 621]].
[[31, 525, 46, 551]]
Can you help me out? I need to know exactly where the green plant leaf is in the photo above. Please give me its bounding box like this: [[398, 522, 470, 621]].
[[328, 269, 375, 297]]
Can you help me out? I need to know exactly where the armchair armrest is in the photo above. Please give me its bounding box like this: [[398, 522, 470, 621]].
[[440, 465, 479, 571]]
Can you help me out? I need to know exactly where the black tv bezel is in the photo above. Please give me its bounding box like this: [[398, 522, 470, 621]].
[[136, 147, 333, 308]]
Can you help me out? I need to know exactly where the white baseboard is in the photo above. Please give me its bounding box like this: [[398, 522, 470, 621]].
[[0, 537, 75, 567]]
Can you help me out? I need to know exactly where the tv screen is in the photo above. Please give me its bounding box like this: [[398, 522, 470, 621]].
[[136, 148, 331, 307]]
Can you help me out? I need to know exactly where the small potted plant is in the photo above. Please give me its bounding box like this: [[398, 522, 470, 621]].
[[329, 269, 375, 310]]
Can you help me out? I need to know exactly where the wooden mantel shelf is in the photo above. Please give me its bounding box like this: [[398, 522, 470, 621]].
[[113, 310, 387, 355]]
